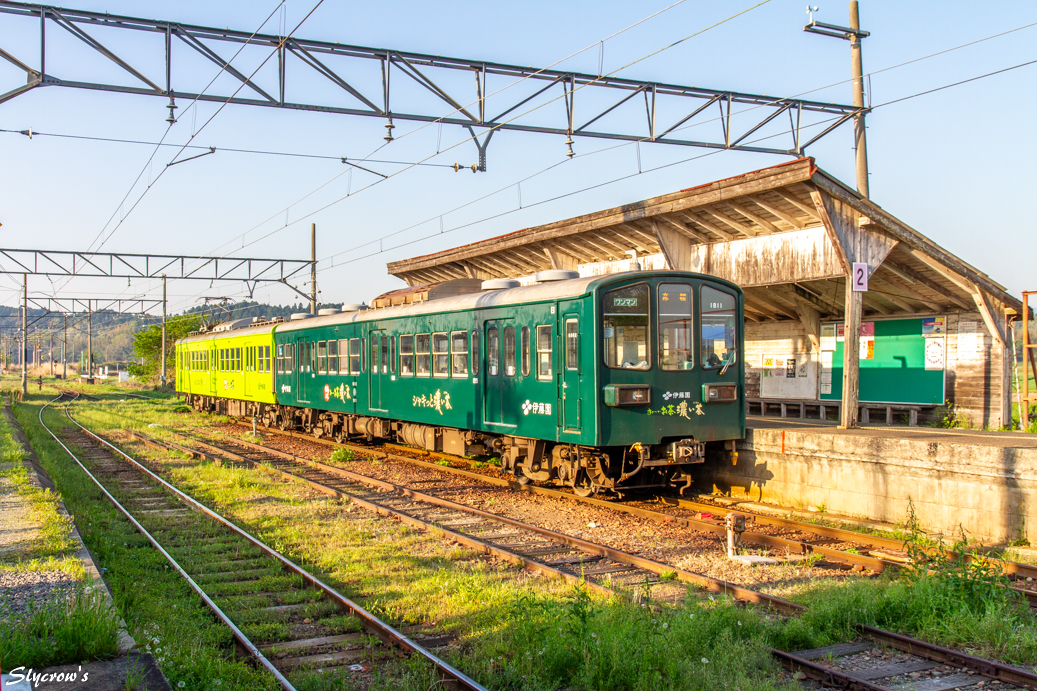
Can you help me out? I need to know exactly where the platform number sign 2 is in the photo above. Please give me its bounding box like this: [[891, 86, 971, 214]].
[[851, 262, 869, 292]]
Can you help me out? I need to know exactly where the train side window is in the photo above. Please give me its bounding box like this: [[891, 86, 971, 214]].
[[503, 326, 516, 376], [602, 283, 650, 370], [400, 335, 414, 376], [338, 340, 349, 374], [521, 326, 530, 376], [659, 283, 694, 370], [237, 347, 243, 371], [361, 338, 366, 373], [381, 336, 389, 374], [317, 341, 327, 374], [487, 327, 499, 376], [416, 334, 431, 376], [432, 332, 449, 377], [265, 345, 271, 372], [276, 346, 283, 374], [389, 336, 396, 374], [536, 325, 552, 380], [287, 344, 294, 374], [450, 331, 468, 377], [565, 319, 579, 371], [349, 338, 360, 374], [371, 336, 380, 375], [327, 340, 337, 374], [700, 285, 738, 370], [311, 342, 317, 372], [472, 330, 480, 376]]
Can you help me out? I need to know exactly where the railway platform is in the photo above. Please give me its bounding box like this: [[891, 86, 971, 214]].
[[696, 416, 1037, 547]]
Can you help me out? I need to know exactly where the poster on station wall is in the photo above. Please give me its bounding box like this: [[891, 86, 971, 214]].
[[836, 324, 845, 342], [924, 337, 945, 370], [821, 324, 836, 351], [785, 358, 797, 378], [922, 316, 946, 336], [859, 322, 875, 360]]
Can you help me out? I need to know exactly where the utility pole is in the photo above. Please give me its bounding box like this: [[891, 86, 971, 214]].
[[62, 314, 67, 380], [21, 274, 26, 395], [87, 305, 93, 380], [161, 274, 167, 388], [804, 1, 870, 197], [49, 333, 53, 376], [310, 223, 317, 315]]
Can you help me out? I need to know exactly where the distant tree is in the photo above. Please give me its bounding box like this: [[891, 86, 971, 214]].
[[130, 315, 201, 383]]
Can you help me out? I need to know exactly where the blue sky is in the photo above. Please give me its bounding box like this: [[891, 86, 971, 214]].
[[0, 0, 1033, 317]]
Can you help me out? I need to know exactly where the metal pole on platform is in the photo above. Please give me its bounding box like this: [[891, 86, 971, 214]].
[[87, 304, 93, 379], [310, 223, 317, 315], [21, 274, 27, 395], [161, 274, 167, 388]]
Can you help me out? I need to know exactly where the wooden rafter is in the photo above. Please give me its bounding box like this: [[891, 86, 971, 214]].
[[883, 258, 972, 310], [655, 214, 711, 244], [723, 200, 780, 234], [774, 186, 822, 222], [745, 290, 798, 319], [700, 206, 757, 238], [747, 194, 805, 229], [677, 210, 733, 241]]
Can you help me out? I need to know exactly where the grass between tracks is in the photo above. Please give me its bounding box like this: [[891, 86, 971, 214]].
[[7, 380, 1037, 690]]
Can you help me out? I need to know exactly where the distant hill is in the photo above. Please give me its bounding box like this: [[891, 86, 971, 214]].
[[3, 301, 341, 367]]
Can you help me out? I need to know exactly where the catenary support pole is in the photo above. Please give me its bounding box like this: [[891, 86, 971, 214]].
[[161, 274, 167, 388], [310, 223, 317, 315], [62, 314, 67, 380], [49, 332, 53, 376], [849, 1, 868, 198], [21, 274, 27, 395], [87, 304, 93, 380]]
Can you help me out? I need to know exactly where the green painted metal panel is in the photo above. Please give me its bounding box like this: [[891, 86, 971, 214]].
[[821, 317, 945, 405]]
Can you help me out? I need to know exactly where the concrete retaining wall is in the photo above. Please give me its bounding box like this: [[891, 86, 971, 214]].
[[695, 427, 1037, 545]]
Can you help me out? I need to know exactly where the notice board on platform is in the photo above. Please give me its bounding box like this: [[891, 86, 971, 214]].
[[820, 317, 946, 405]]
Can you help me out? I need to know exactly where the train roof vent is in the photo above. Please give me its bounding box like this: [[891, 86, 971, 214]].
[[290, 312, 314, 321], [535, 270, 579, 283], [211, 318, 254, 332], [340, 303, 369, 312], [481, 279, 521, 290], [317, 308, 342, 316]]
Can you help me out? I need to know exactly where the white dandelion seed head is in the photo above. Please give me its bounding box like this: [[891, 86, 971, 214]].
[[701, 657, 709, 664]]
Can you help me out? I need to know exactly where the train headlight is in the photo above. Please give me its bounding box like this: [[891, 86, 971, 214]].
[[702, 384, 738, 403], [603, 385, 651, 407]]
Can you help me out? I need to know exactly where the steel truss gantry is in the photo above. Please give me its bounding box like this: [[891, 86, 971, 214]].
[[0, 2, 860, 162], [24, 296, 164, 315], [0, 248, 314, 300]]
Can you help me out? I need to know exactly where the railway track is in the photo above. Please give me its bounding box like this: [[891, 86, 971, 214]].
[[204, 419, 1037, 606], [123, 416, 1037, 690], [55, 395, 1037, 690], [39, 392, 486, 691]]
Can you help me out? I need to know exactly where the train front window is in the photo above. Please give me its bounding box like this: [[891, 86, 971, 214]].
[[700, 285, 738, 370], [659, 283, 694, 370], [603, 283, 650, 370]]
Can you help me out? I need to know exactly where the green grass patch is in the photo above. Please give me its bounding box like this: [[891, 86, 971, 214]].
[[0, 586, 122, 669]]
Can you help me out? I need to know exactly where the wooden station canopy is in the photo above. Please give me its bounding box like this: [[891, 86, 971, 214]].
[[387, 158, 1021, 426]]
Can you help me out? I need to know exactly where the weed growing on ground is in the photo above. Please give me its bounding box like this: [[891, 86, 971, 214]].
[[329, 447, 354, 463], [0, 585, 122, 668]]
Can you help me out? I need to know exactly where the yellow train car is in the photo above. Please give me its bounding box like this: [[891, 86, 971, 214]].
[[176, 321, 277, 416]]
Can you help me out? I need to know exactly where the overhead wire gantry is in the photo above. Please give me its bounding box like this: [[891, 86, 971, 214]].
[[0, 1, 860, 167]]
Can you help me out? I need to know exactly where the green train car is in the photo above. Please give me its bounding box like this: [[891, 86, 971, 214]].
[[177, 271, 744, 496]]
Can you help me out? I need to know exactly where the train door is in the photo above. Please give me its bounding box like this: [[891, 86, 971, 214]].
[[244, 344, 254, 397], [559, 302, 583, 433], [484, 319, 517, 429], [209, 344, 216, 394], [369, 329, 389, 412], [297, 338, 312, 404]]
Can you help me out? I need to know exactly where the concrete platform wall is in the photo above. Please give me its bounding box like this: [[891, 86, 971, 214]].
[[697, 427, 1037, 544]]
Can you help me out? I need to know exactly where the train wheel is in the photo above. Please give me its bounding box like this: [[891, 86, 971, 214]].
[[570, 468, 595, 497]]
